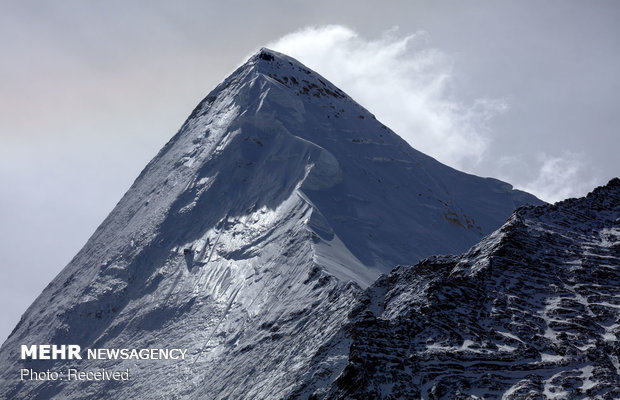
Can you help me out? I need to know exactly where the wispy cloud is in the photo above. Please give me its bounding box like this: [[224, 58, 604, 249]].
[[516, 152, 599, 203], [268, 25, 506, 169]]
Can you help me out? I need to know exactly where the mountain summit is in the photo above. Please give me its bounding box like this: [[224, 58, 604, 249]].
[[0, 49, 541, 399]]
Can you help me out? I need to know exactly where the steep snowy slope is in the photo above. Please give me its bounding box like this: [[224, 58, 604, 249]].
[[315, 178, 620, 399], [0, 49, 540, 399]]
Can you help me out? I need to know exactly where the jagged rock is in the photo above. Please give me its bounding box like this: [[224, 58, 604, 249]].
[[313, 179, 620, 399]]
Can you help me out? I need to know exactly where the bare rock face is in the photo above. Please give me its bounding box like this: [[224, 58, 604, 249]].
[[0, 49, 543, 399], [317, 178, 620, 399]]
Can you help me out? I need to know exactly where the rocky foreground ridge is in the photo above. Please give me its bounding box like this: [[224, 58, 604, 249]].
[[306, 178, 619, 399]]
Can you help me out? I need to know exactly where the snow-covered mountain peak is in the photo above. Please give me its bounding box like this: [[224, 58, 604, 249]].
[[1, 50, 543, 399], [250, 47, 351, 102], [139, 49, 542, 283]]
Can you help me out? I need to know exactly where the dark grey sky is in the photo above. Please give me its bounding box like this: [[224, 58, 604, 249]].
[[1, 1, 618, 341]]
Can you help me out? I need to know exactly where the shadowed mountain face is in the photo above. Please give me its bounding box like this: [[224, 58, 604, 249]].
[[0, 49, 541, 399], [316, 178, 619, 399]]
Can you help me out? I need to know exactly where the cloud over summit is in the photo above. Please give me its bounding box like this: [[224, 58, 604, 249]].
[[268, 25, 505, 170]]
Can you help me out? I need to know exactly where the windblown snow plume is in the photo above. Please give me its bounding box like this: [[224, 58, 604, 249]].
[[268, 25, 506, 169]]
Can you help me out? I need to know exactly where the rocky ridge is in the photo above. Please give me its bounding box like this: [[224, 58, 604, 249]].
[[313, 178, 620, 399]]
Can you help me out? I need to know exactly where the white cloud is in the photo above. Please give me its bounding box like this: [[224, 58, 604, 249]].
[[267, 25, 506, 169], [517, 152, 598, 203]]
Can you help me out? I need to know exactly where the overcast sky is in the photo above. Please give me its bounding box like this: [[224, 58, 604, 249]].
[[1, 1, 618, 342]]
